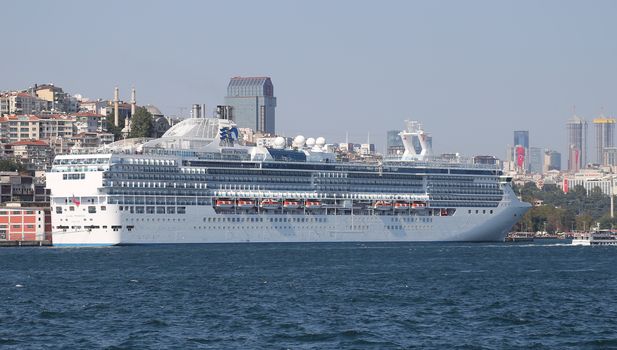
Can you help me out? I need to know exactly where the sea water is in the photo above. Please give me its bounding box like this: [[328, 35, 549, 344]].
[[1, 241, 616, 349]]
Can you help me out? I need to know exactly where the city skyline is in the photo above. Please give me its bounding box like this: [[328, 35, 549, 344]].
[[1, 0, 616, 157]]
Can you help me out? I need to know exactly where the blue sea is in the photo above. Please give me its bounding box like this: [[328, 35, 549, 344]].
[[1, 241, 617, 349]]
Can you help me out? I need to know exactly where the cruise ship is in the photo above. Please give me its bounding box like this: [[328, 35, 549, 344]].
[[46, 118, 530, 246]]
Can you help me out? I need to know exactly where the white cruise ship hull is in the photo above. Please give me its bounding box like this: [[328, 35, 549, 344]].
[[52, 204, 529, 246]]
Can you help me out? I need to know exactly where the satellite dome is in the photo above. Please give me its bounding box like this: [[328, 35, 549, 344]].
[[273, 137, 286, 149], [293, 135, 306, 148], [306, 137, 316, 147], [315, 137, 326, 147]]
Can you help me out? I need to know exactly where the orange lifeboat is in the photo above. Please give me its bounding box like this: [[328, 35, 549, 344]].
[[236, 199, 255, 209], [394, 202, 410, 210], [260, 199, 281, 210], [304, 200, 322, 210], [283, 200, 301, 209], [412, 201, 427, 208], [373, 200, 393, 211], [215, 198, 234, 209]]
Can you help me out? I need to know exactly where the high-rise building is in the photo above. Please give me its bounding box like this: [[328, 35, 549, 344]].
[[593, 117, 616, 165], [513, 130, 529, 149], [224, 77, 277, 134], [543, 150, 561, 172], [567, 115, 587, 172], [529, 147, 544, 174], [513, 130, 529, 172], [386, 130, 404, 155]]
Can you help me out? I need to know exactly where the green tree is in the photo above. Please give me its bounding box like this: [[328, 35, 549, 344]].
[[0, 159, 25, 172], [128, 107, 153, 138], [105, 112, 125, 140]]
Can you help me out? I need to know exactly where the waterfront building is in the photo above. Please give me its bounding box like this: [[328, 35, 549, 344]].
[[0, 207, 51, 242], [224, 77, 277, 134], [567, 115, 587, 171], [593, 117, 616, 165]]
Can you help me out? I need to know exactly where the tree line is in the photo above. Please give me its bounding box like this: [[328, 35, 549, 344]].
[[513, 182, 617, 232]]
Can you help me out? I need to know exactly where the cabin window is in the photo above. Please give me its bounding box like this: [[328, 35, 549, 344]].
[[88, 206, 96, 213], [56, 206, 62, 214]]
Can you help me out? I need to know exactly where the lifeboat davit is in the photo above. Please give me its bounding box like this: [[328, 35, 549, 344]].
[[373, 200, 393, 211], [283, 200, 301, 209], [394, 202, 410, 210], [215, 198, 234, 209], [260, 199, 281, 210], [237, 199, 255, 209], [304, 200, 322, 209]]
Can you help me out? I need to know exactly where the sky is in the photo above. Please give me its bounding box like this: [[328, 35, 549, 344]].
[[2, 0, 616, 161]]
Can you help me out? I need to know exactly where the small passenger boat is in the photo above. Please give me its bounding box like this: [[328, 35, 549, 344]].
[[571, 230, 617, 246]]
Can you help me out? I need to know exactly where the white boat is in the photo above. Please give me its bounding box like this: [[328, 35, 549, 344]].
[[46, 118, 531, 245], [571, 230, 617, 246]]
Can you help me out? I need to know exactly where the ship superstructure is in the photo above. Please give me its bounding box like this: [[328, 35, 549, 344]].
[[47, 117, 530, 245]]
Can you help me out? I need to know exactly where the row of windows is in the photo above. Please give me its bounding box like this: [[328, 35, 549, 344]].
[[0, 210, 37, 215], [0, 224, 37, 229], [468, 209, 494, 214], [204, 217, 328, 223], [63, 173, 85, 180]]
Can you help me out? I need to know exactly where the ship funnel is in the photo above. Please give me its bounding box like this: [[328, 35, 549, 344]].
[[399, 120, 431, 161], [418, 130, 431, 157]]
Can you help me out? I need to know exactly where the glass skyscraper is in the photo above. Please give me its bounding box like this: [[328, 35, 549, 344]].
[[567, 115, 587, 172], [224, 77, 277, 134]]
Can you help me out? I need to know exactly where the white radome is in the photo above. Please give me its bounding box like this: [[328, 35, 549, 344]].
[[306, 137, 316, 148], [293, 135, 306, 148], [315, 137, 326, 147], [274, 137, 286, 149]]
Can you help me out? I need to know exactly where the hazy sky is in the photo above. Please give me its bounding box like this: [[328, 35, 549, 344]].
[[2, 0, 616, 159]]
